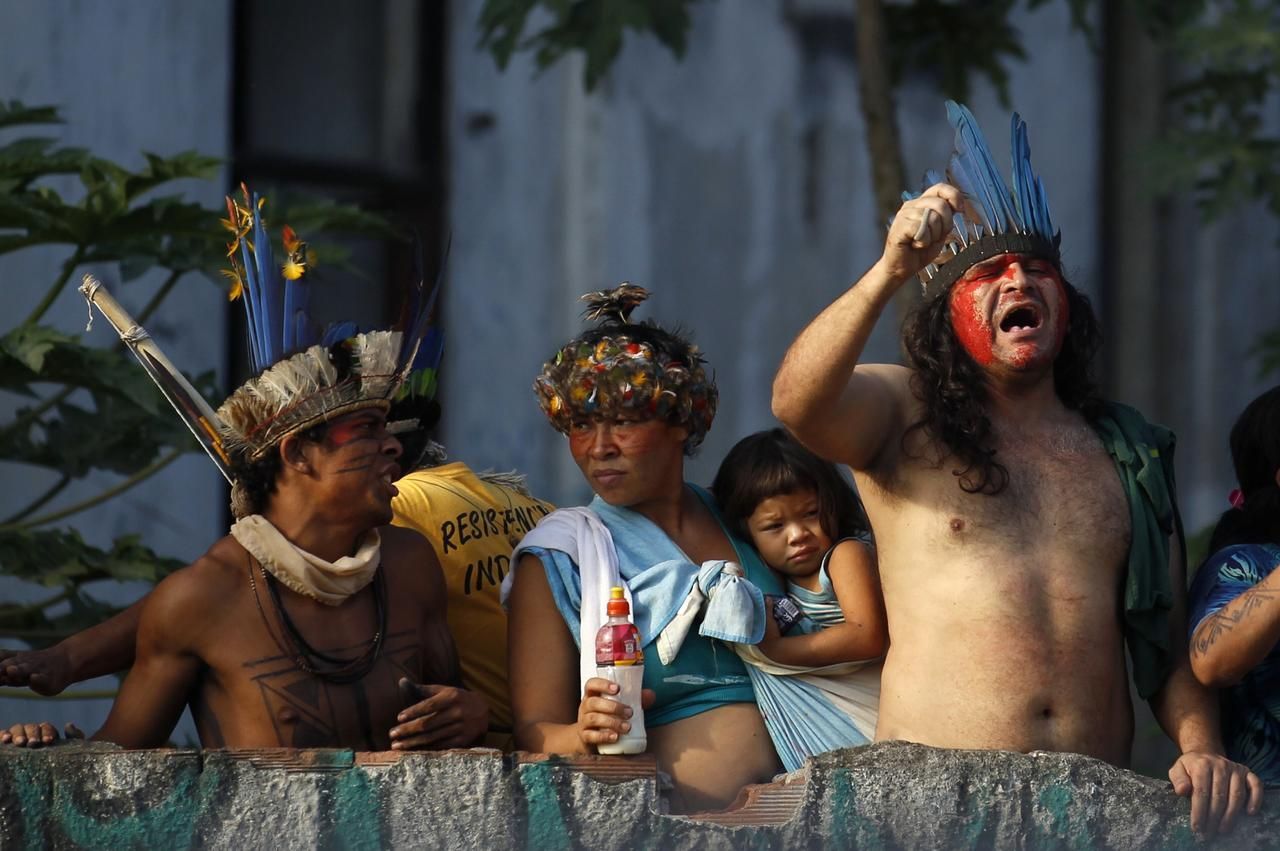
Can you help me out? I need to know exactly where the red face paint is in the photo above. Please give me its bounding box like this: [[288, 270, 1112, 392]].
[[324, 411, 385, 448], [948, 254, 1068, 371], [948, 276, 996, 366]]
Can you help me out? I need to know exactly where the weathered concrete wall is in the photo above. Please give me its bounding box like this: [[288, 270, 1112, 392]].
[[1, 741, 1274, 849]]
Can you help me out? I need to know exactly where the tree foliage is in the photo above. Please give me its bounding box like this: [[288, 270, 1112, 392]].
[[477, 0, 697, 90], [476, 0, 1279, 371], [0, 102, 394, 657]]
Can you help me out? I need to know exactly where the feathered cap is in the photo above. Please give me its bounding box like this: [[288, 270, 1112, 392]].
[[216, 186, 436, 489], [905, 101, 1060, 294], [535, 284, 717, 453]]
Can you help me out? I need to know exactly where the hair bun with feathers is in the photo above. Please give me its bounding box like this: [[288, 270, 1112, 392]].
[[580, 283, 649, 326], [535, 283, 717, 454]]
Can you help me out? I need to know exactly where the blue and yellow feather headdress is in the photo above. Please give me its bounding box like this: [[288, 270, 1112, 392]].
[[81, 186, 441, 515], [215, 186, 438, 469]]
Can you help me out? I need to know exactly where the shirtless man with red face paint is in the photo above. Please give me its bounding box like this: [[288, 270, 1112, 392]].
[[773, 180, 1262, 836]]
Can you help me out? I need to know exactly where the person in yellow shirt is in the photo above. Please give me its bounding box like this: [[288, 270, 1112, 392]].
[[390, 429, 552, 749]]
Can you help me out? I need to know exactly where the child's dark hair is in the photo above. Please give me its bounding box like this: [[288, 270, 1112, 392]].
[[711, 428, 868, 543], [1204, 385, 1280, 558]]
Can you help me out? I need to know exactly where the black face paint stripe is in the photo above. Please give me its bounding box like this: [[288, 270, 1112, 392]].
[[334, 449, 382, 474]]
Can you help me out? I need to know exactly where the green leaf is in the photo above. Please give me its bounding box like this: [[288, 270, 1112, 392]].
[[885, 0, 1027, 106], [0, 324, 74, 373], [0, 528, 181, 593], [0, 137, 93, 193], [1252, 328, 1280, 378], [123, 151, 222, 202], [0, 101, 63, 131], [477, 0, 698, 90], [477, 0, 541, 68]]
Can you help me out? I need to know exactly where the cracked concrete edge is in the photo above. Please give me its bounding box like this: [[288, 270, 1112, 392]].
[[0, 741, 1275, 849]]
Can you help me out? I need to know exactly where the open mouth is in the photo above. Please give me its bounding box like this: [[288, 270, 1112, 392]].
[[379, 468, 399, 497], [999, 304, 1042, 333]]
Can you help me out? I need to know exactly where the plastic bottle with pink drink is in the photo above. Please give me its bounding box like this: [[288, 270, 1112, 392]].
[[593, 586, 647, 755]]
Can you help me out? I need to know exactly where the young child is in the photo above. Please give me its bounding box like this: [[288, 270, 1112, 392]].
[[712, 428, 887, 667]]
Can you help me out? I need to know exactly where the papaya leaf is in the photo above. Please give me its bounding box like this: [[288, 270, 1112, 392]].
[[885, 0, 1026, 106], [0, 329, 165, 401], [0, 324, 74, 373], [0, 378, 216, 478], [123, 151, 222, 202], [477, 0, 697, 90], [0, 528, 182, 591], [0, 137, 93, 193], [0, 101, 62, 130]]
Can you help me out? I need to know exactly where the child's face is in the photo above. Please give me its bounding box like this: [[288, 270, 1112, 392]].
[[745, 489, 832, 578]]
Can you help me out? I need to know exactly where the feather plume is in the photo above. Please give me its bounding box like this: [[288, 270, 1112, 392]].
[[477, 469, 532, 497], [392, 233, 446, 379], [321, 320, 359, 347], [946, 101, 1021, 233], [1010, 114, 1050, 237], [213, 187, 439, 464], [580, 283, 649, 325]]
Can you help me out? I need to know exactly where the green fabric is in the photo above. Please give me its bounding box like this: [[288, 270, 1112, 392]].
[[1092, 401, 1183, 700]]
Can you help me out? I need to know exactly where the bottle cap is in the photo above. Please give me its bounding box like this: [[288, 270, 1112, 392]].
[[606, 586, 630, 616]]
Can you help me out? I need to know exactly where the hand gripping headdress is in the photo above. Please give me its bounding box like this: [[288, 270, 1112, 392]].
[[906, 100, 1060, 294], [82, 185, 438, 517], [535, 284, 717, 453]]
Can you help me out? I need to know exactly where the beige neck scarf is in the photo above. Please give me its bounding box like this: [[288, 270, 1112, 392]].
[[230, 514, 381, 606]]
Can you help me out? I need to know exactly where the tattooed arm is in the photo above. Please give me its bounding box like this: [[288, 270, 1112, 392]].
[[1190, 563, 1280, 688], [1150, 532, 1264, 836]]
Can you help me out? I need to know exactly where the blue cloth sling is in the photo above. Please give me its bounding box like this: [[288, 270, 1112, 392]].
[[514, 484, 870, 768]]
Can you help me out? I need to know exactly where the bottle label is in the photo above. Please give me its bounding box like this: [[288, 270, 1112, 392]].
[[595, 623, 644, 667]]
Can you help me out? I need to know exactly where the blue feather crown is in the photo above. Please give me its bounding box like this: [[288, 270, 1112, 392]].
[[215, 186, 441, 466], [904, 101, 1061, 294]]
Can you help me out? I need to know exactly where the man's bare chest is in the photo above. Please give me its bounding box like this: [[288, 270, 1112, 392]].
[[197, 578, 445, 749], [934, 430, 1132, 567]]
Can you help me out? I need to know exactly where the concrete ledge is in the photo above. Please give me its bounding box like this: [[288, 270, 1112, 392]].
[[0, 741, 1275, 849]]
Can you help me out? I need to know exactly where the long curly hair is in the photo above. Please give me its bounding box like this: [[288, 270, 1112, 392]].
[[1204, 385, 1280, 557], [901, 275, 1104, 495]]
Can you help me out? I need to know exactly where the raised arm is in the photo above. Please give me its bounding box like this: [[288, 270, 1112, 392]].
[[508, 554, 641, 754], [772, 184, 963, 469], [0, 597, 145, 695]]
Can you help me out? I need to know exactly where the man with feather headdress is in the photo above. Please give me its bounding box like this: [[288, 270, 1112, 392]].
[[0, 189, 488, 752], [773, 102, 1261, 835]]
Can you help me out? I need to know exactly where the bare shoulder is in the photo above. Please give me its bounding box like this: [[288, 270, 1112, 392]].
[[139, 536, 245, 649], [379, 524, 446, 605], [826, 538, 877, 579]]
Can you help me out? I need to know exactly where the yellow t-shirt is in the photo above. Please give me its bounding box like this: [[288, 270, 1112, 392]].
[[391, 462, 553, 750]]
